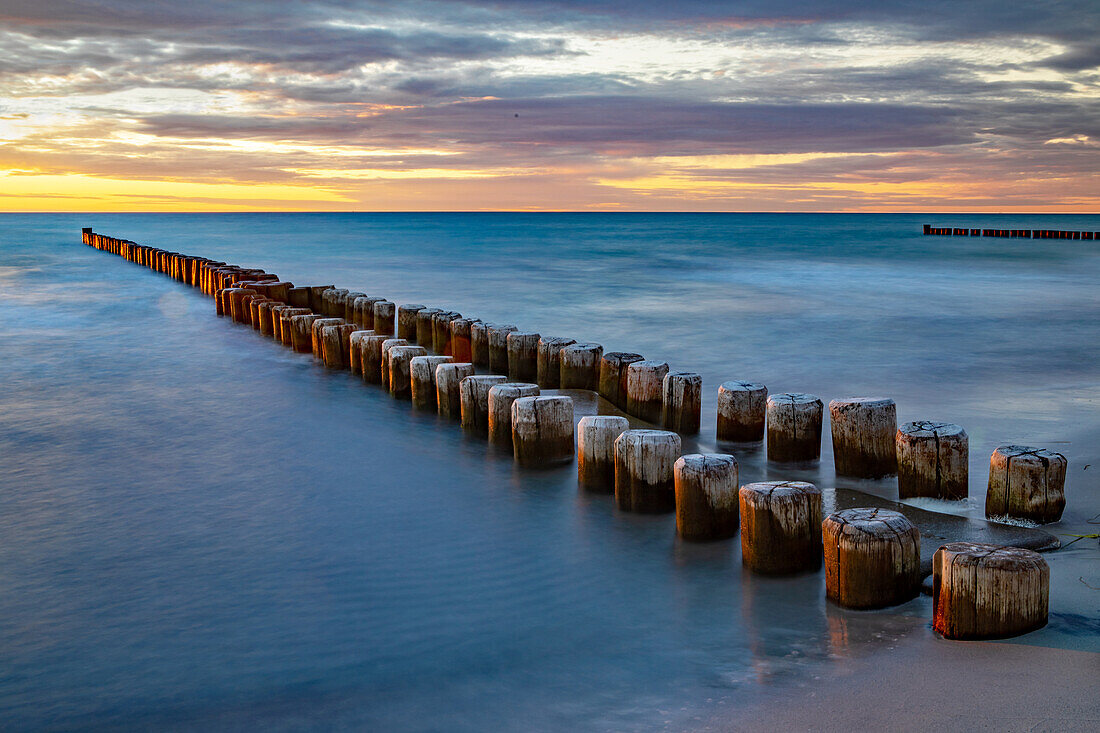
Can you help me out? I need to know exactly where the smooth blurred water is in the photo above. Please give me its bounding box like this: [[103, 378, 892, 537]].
[[1, 213, 1098, 730]]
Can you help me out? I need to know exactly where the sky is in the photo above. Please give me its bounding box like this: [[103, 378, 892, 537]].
[[0, 0, 1097, 212]]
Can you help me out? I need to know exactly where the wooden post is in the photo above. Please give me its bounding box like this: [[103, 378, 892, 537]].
[[537, 336, 575, 388], [470, 321, 492, 367], [323, 288, 347, 317], [410, 355, 453, 410], [511, 396, 574, 467], [289, 314, 322, 353], [278, 308, 311, 347], [896, 421, 968, 500], [360, 333, 392, 384], [257, 301, 279, 337], [577, 416, 629, 492], [321, 324, 356, 369], [387, 345, 428, 398], [449, 318, 475, 363], [432, 311, 460, 355], [398, 304, 425, 341], [343, 292, 366, 321], [373, 301, 396, 337], [487, 382, 539, 447], [661, 371, 701, 434], [599, 352, 644, 408], [460, 375, 508, 434], [353, 296, 381, 330], [288, 287, 311, 309], [766, 393, 823, 463], [829, 397, 898, 478], [311, 318, 345, 359], [717, 381, 768, 442], [559, 343, 603, 390], [985, 445, 1067, 523], [614, 429, 681, 513], [933, 542, 1049, 639], [416, 308, 441, 347], [488, 324, 517, 374], [674, 454, 739, 541], [625, 360, 669, 423], [436, 362, 475, 419], [227, 288, 257, 323], [349, 330, 374, 374], [823, 508, 920, 609], [267, 305, 291, 341], [309, 286, 333, 314], [380, 338, 408, 388], [739, 481, 822, 574], [507, 331, 540, 382]]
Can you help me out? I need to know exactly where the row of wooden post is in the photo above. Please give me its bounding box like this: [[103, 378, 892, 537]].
[[81, 228, 1054, 639], [923, 224, 1097, 240]]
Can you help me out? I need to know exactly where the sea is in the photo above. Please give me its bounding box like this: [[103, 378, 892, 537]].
[[1, 213, 1098, 730]]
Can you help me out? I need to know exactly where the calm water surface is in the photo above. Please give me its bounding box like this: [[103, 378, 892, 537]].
[[1, 214, 1098, 730]]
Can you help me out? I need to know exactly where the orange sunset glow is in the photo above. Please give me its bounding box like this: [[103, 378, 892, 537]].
[[1, 1, 1097, 211]]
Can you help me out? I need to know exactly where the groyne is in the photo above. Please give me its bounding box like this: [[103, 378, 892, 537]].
[[81, 227, 1065, 638], [923, 224, 1096, 239]]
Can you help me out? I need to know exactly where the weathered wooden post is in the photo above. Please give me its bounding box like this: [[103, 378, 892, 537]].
[[354, 296, 381, 329], [323, 288, 347, 317], [559, 343, 603, 390], [507, 331, 541, 383], [674, 454, 739, 541], [228, 288, 257, 323], [460, 375, 508, 434], [267, 304, 291, 340], [449, 318, 475, 363], [829, 397, 898, 478], [470, 321, 492, 367], [309, 286, 334, 314], [717, 381, 768, 442], [277, 308, 311, 347], [398, 304, 425, 341], [537, 336, 575, 388], [614, 429, 681, 513], [577, 416, 629, 492], [288, 287, 311, 309], [896, 421, 969, 500], [311, 318, 346, 359], [432, 311, 461, 356], [373, 301, 396, 337], [436, 362, 475, 419], [487, 383, 539, 447], [343, 292, 366, 321], [625, 360, 669, 423], [321, 324, 353, 369], [410, 355, 453, 410], [487, 324, 517, 374], [985, 445, 1067, 523], [349, 330, 374, 374], [600, 352, 644, 408], [823, 508, 920, 609], [416, 308, 441, 347], [360, 333, 392, 384], [933, 542, 1049, 639], [289, 314, 322, 353], [512, 396, 574, 467], [387, 345, 428, 398], [257, 301, 279, 337], [661, 371, 701, 434], [739, 481, 822, 574], [766, 393, 823, 463], [380, 338, 408, 388]]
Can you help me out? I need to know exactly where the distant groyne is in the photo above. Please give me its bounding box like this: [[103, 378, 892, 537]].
[[923, 224, 1096, 239], [81, 226, 1066, 638]]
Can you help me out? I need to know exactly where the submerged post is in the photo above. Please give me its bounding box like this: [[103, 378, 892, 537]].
[[537, 336, 575, 388], [599, 352, 644, 408], [896, 421, 969, 500], [507, 331, 540, 383], [436, 362, 475, 419], [410, 355, 453, 410], [717, 381, 768, 442], [511, 395, 574, 467], [559, 343, 603, 391], [829, 397, 898, 478], [614, 429, 681, 513], [460, 375, 508, 434], [661, 371, 701, 434], [625, 360, 669, 423], [739, 481, 822, 575], [766, 393, 823, 463], [823, 508, 920, 609], [985, 445, 1067, 523], [577, 416, 629, 492], [487, 382, 539, 448], [674, 454, 739, 541]]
